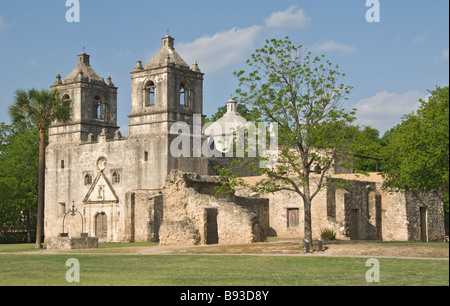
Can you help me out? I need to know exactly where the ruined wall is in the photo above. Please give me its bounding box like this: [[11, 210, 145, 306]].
[[126, 190, 163, 243], [159, 171, 268, 246], [405, 190, 445, 242], [237, 174, 444, 242], [236, 177, 329, 240]]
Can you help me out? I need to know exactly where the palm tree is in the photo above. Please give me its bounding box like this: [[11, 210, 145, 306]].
[[9, 88, 72, 248]]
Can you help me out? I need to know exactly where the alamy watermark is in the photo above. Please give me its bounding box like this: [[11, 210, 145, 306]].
[[170, 114, 279, 169], [66, 258, 80, 283], [365, 258, 380, 283], [65, 1, 379, 24], [66, 0, 80, 23], [366, 0, 381, 23]]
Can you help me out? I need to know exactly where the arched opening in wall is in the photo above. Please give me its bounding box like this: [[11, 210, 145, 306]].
[[62, 94, 71, 103], [84, 174, 93, 186], [179, 82, 188, 107], [95, 212, 108, 239], [94, 96, 102, 120], [144, 81, 155, 107], [56, 94, 71, 124], [112, 171, 121, 185]]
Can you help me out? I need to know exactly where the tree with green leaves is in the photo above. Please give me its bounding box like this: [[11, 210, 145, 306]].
[[347, 125, 384, 172], [381, 86, 449, 214], [216, 38, 355, 244], [9, 89, 71, 248], [0, 124, 39, 243]]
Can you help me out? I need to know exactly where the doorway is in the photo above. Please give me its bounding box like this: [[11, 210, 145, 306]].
[[351, 209, 360, 240], [420, 207, 428, 242], [205, 208, 219, 245], [95, 212, 108, 239]]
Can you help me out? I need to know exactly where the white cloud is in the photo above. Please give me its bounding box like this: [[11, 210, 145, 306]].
[[264, 6, 310, 29], [412, 32, 430, 45], [147, 7, 313, 75], [117, 49, 132, 59], [309, 41, 356, 55], [354, 90, 424, 135], [23, 60, 39, 70], [176, 25, 263, 74], [0, 15, 14, 31]]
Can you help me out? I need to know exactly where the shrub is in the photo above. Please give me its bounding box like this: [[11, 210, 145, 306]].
[[320, 228, 337, 241]]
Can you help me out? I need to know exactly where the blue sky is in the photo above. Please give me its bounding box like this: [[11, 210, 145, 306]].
[[0, 0, 448, 136]]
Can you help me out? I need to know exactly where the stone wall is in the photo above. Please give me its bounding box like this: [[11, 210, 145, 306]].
[[159, 171, 269, 246], [405, 190, 445, 242], [126, 190, 163, 243], [236, 173, 445, 242]]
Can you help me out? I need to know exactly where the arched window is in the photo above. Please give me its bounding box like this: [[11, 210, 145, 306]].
[[93, 96, 108, 121], [112, 172, 121, 184], [94, 96, 102, 120], [179, 83, 187, 107], [145, 81, 155, 107], [84, 174, 93, 186], [62, 94, 71, 102]]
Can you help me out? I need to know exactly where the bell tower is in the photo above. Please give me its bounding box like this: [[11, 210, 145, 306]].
[[50, 52, 119, 143], [129, 35, 204, 136]]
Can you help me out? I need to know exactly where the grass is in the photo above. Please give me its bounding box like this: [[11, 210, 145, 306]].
[[0, 254, 448, 286], [0, 241, 448, 286], [0, 244, 40, 253]]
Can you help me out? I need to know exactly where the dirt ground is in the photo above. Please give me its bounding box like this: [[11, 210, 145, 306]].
[[32, 238, 448, 260], [130, 239, 449, 260]]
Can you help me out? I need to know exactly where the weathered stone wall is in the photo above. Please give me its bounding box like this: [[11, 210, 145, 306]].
[[378, 189, 409, 241], [236, 174, 445, 242], [159, 171, 268, 246], [405, 190, 445, 242], [126, 190, 164, 243], [46, 236, 99, 250], [159, 218, 201, 246], [236, 177, 329, 240]]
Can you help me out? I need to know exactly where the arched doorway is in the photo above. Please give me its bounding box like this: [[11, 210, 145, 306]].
[[95, 212, 108, 239]]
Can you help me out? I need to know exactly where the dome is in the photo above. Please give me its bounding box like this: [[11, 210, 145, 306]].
[[205, 99, 248, 153], [145, 35, 190, 70], [63, 53, 105, 84]]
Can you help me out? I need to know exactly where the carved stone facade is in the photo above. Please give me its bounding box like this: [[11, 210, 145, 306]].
[[45, 35, 208, 242]]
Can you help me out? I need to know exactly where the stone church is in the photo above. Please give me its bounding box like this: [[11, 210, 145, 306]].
[[44, 35, 446, 245]]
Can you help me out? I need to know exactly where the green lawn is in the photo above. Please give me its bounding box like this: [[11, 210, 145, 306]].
[[0, 254, 448, 286]]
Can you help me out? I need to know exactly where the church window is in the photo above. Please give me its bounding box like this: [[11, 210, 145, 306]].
[[62, 94, 71, 103], [179, 83, 187, 107], [61, 160, 65, 169], [144, 151, 149, 162], [94, 97, 102, 120], [145, 81, 156, 107], [112, 171, 121, 184], [84, 174, 93, 186]]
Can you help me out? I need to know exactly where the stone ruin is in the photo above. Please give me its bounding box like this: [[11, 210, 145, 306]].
[[158, 171, 269, 246]]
